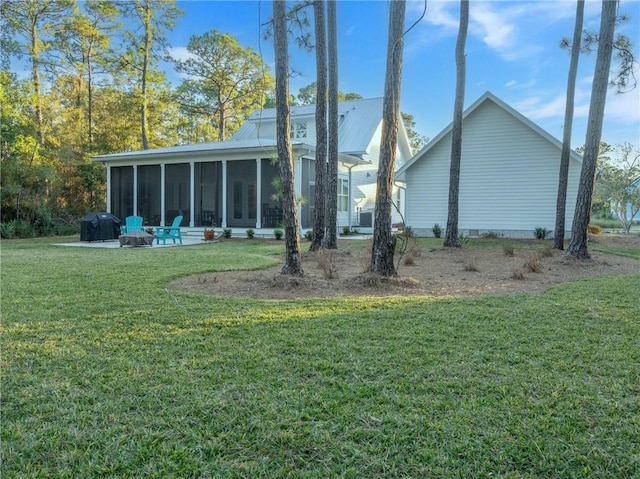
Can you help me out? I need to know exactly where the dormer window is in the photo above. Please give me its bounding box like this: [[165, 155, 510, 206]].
[[291, 122, 307, 139]]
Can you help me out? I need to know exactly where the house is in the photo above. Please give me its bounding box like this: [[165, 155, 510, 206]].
[[396, 91, 583, 239], [92, 98, 412, 234]]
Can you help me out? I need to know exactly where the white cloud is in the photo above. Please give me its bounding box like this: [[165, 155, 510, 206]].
[[167, 46, 195, 63], [605, 87, 640, 124]]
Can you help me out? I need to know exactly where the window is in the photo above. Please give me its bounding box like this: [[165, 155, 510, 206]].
[[291, 122, 307, 139], [395, 188, 402, 213], [338, 178, 349, 212]]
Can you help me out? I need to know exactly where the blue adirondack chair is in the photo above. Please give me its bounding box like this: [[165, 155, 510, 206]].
[[156, 215, 183, 245], [121, 215, 144, 234]]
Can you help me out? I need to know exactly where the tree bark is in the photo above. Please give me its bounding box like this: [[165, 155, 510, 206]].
[[273, 0, 304, 276], [444, 0, 469, 248], [566, 0, 617, 259], [370, 0, 405, 276], [140, 1, 151, 150], [324, 0, 338, 249], [554, 0, 584, 250], [310, 0, 327, 252]]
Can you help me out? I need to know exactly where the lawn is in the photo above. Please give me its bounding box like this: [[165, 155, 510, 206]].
[[1, 237, 639, 478]]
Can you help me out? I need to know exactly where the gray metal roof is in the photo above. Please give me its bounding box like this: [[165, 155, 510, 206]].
[[232, 97, 384, 155]]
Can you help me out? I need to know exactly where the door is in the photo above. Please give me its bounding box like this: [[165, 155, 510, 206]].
[[227, 160, 257, 227]]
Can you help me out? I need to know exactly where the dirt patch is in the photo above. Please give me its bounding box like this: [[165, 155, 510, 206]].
[[170, 234, 640, 299]]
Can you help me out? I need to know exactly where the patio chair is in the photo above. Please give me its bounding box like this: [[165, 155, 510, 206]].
[[156, 215, 183, 245], [121, 215, 144, 234]]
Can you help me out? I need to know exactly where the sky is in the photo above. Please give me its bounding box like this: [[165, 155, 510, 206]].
[[164, 0, 640, 155]]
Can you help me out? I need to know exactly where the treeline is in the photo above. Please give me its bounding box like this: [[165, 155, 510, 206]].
[[0, 0, 277, 237]]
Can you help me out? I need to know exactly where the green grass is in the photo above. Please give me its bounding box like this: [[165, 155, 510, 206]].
[[2, 237, 639, 478]]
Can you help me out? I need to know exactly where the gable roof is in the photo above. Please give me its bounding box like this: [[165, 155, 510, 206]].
[[232, 97, 386, 156], [396, 91, 583, 178]]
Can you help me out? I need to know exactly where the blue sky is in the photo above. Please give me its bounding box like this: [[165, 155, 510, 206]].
[[166, 0, 640, 154]]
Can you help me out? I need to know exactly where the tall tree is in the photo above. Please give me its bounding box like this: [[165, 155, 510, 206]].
[[565, 0, 617, 259], [273, 0, 304, 276], [310, 0, 328, 251], [119, 0, 181, 150], [444, 0, 469, 248], [172, 30, 274, 142], [370, 0, 405, 276], [0, 0, 74, 145], [554, 0, 585, 250], [324, 0, 339, 249]]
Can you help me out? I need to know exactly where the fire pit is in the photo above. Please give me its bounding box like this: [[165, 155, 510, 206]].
[[119, 230, 154, 247]]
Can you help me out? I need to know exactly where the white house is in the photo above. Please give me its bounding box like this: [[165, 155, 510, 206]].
[[92, 98, 412, 234], [396, 91, 583, 238]]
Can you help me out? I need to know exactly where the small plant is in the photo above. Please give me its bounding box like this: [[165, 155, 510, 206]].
[[511, 269, 525, 280], [403, 226, 414, 237], [540, 246, 553, 258], [588, 224, 603, 235], [316, 249, 338, 279], [432, 223, 442, 238], [246, 228, 255, 239], [534, 227, 549, 240], [203, 228, 215, 241], [463, 257, 479, 272], [304, 230, 313, 241], [145, 227, 154, 235], [481, 230, 499, 239], [273, 228, 283, 240], [403, 245, 420, 266], [222, 228, 232, 239], [524, 251, 541, 272], [503, 243, 515, 257], [458, 232, 469, 244], [342, 226, 351, 236]]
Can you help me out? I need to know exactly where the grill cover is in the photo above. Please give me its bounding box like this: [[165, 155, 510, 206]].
[[80, 212, 122, 241]]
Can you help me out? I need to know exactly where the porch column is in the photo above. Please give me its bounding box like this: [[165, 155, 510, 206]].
[[160, 164, 166, 226], [256, 158, 262, 228], [133, 165, 138, 217], [295, 156, 303, 230], [221, 160, 228, 228], [106, 166, 111, 213], [189, 161, 195, 227]]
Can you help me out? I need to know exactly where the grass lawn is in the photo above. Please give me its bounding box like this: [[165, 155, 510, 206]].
[[1, 237, 639, 478]]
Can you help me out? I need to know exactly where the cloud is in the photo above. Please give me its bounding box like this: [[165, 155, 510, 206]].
[[167, 47, 195, 63]]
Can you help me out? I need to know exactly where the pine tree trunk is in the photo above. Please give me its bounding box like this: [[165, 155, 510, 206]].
[[566, 0, 617, 259], [310, 0, 327, 252], [554, 0, 584, 250], [140, 2, 151, 150], [273, 0, 304, 276], [324, 0, 338, 249], [370, 0, 405, 276], [444, 0, 468, 248]]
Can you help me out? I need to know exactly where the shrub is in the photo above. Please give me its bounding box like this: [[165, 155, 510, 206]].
[[273, 228, 283, 240], [524, 252, 541, 272], [458, 232, 469, 244], [534, 227, 548, 240], [304, 230, 313, 241], [432, 223, 442, 238], [511, 269, 525, 280], [481, 230, 499, 239], [342, 226, 351, 236], [463, 257, 479, 272], [588, 224, 603, 235], [503, 244, 515, 257], [222, 228, 232, 238], [540, 246, 553, 258], [403, 226, 414, 237], [403, 245, 420, 266], [246, 228, 255, 239], [316, 249, 338, 279]]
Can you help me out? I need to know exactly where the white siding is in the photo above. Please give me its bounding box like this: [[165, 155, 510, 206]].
[[406, 100, 581, 237]]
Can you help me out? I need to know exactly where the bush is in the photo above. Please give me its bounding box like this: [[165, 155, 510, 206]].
[[273, 228, 283, 240], [222, 228, 232, 239], [342, 226, 351, 236], [534, 227, 548, 240], [524, 252, 541, 272], [304, 230, 314, 242], [588, 224, 603, 235], [245, 228, 255, 239], [432, 223, 442, 238], [481, 231, 499, 239], [503, 244, 515, 257]]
